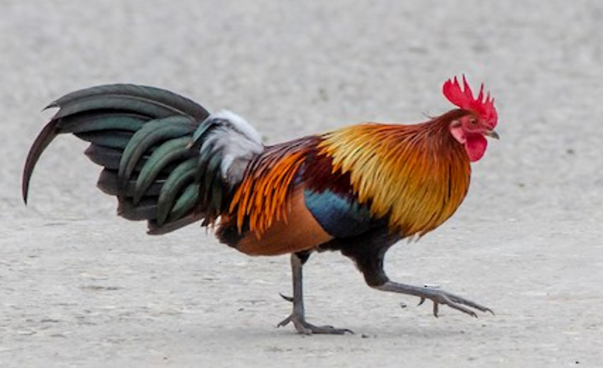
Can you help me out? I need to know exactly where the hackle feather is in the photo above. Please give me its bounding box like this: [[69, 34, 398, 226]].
[[318, 110, 472, 238]]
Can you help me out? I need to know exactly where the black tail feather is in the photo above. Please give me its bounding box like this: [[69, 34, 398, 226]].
[[85, 145, 123, 170], [118, 197, 159, 221], [97, 169, 164, 197], [22, 120, 59, 204]]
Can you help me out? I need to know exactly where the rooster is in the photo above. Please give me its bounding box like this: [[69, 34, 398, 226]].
[[23, 76, 498, 334]]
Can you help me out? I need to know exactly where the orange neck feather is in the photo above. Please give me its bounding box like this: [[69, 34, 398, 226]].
[[318, 110, 472, 238]]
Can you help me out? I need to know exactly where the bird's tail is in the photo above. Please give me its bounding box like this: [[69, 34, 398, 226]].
[[22, 84, 263, 235]]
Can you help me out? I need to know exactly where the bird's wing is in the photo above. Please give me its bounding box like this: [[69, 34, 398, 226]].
[[217, 135, 380, 256]]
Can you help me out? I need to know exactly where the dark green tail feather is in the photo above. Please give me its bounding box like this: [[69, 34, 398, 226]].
[[117, 117, 197, 194], [59, 113, 147, 134], [157, 158, 198, 224], [76, 130, 134, 150], [22, 84, 218, 234], [49, 84, 209, 120], [132, 136, 194, 204]]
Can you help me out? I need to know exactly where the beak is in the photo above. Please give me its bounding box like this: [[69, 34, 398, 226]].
[[484, 129, 500, 140]]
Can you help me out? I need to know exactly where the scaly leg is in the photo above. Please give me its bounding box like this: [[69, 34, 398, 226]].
[[277, 253, 353, 335]]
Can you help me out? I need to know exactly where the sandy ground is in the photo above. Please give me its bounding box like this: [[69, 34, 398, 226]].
[[1, 0, 603, 367]]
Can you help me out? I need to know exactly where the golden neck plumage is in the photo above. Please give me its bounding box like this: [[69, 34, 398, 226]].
[[319, 113, 472, 238]]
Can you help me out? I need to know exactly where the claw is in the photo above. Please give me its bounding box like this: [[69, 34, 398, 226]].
[[418, 297, 426, 306], [277, 315, 293, 328], [279, 293, 294, 303], [433, 302, 439, 318]]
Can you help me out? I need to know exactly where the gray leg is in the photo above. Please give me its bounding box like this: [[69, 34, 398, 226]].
[[320, 226, 493, 320], [277, 253, 353, 335]]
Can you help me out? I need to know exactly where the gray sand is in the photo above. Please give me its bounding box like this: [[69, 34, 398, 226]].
[[1, 1, 602, 367]]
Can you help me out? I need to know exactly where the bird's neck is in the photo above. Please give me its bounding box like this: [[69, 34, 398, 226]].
[[318, 117, 472, 237]]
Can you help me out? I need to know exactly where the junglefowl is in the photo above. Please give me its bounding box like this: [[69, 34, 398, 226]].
[[22, 76, 498, 334]]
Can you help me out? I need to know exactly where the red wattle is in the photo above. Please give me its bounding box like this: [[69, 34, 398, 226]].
[[465, 134, 488, 162]]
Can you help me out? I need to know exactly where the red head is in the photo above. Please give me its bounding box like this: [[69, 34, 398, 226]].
[[443, 75, 499, 162]]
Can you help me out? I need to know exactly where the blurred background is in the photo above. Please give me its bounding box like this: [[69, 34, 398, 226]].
[[3, 0, 603, 222], [1, 1, 602, 367]]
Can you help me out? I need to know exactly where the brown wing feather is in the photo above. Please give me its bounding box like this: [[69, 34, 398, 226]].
[[233, 186, 332, 256], [228, 136, 321, 236]]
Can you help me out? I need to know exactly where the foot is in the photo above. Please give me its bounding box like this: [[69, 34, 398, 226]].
[[277, 313, 353, 335], [377, 282, 493, 318], [416, 287, 494, 318], [277, 293, 353, 335]]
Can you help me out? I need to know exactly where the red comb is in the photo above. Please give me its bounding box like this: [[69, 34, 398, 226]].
[[442, 75, 498, 128]]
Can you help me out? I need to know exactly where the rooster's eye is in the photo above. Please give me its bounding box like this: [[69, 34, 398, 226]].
[[469, 118, 477, 125]]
